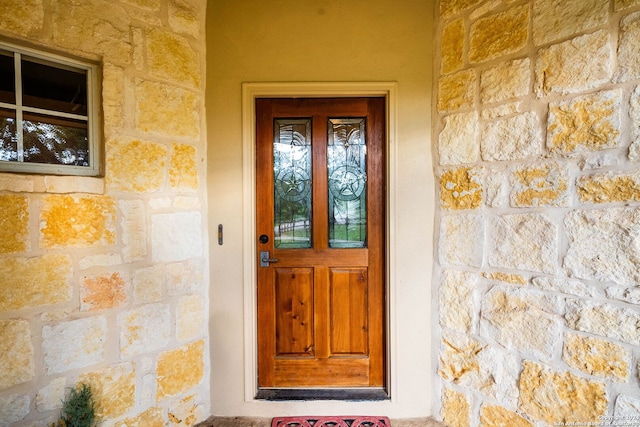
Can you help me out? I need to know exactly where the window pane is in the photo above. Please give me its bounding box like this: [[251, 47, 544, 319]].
[[22, 112, 89, 166], [0, 51, 15, 104], [328, 118, 367, 248], [21, 57, 87, 115], [0, 108, 17, 161], [274, 119, 312, 249]]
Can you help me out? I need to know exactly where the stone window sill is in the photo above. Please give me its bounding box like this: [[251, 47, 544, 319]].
[[0, 173, 105, 195]]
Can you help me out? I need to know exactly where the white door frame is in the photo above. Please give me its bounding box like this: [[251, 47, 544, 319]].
[[241, 82, 398, 402]]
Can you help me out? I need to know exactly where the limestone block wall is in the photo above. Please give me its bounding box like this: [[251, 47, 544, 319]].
[[0, 1, 209, 425], [435, 0, 640, 425]]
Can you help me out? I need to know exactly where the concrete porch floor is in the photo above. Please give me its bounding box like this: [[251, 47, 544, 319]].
[[197, 417, 445, 426]]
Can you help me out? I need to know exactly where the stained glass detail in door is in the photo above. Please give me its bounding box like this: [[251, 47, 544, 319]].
[[328, 118, 367, 248], [273, 119, 312, 248]]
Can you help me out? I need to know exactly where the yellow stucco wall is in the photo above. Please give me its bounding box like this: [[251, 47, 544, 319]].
[[206, 0, 435, 419]]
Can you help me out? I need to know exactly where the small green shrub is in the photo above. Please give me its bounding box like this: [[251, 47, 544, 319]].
[[54, 383, 97, 427]]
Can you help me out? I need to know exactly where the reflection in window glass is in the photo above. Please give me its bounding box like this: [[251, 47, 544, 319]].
[[21, 57, 88, 116], [328, 118, 367, 248], [0, 51, 15, 104], [0, 108, 17, 161], [22, 112, 88, 166], [273, 119, 312, 249]]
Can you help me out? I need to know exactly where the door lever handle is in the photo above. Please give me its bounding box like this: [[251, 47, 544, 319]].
[[259, 251, 279, 267]]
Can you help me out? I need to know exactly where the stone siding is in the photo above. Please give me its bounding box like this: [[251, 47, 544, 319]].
[[435, 0, 640, 425], [0, 1, 208, 425]]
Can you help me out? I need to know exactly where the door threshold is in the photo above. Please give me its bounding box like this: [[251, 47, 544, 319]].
[[255, 387, 389, 401]]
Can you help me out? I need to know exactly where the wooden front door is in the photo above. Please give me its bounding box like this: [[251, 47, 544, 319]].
[[256, 97, 386, 393]]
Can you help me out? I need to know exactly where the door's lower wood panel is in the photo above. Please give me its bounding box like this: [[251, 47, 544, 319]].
[[273, 357, 370, 387], [329, 268, 368, 356], [274, 268, 314, 357]]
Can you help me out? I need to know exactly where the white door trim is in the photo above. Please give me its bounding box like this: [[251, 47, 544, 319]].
[[241, 82, 398, 402]]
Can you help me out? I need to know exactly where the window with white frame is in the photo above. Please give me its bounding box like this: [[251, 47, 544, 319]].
[[0, 42, 100, 176]]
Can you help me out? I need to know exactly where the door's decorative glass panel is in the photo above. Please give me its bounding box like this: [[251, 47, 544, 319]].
[[328, 118, 367, 248], [274, 119, 312, 248]]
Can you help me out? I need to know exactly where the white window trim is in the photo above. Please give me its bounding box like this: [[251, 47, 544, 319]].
[[0, 40, 101, 176], [241, 82, 398, 403]]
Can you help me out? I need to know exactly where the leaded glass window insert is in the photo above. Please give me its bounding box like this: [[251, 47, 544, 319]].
[[273, 119, 312, 248], [328, 118, 367, 248]]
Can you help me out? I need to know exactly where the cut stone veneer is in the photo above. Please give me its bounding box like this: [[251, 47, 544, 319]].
[[119, 199, 147, 262], [168, 394, 205, 427], [439, 112, 479, 165], [120, 407, 165, 427], [441, 18, 464, 74], [481, 112, 542, 161], [156, 340, 205, 400], [564, 208, 640, 286], [147, 27, 200, 87], [469, 5, 529, 63], [519, 361, 608, 424], [0, 254, 72, 311], [439, 215, 484, 267], [547, 90, 622, 154], [135, 79, 200, 138], [488, 213, 557, 274], [532, 0, 608, 46], [480, 405, 532, 427], [562, 333, 630, 382], [0, 394, 30, 425], [439, 270, 477, 333], [102, 63, 125, 139], [0, 320, 35, 390], [438, 69, 476, 112], [107, 139, 168, 193], [169, 143, 199, 191], [80, 363, 136, 419], [439, 167, 483, 210], [480, 286, 562, 361], [151, 211, 203, 262], [0, 195, 29, 254], [118, 303, 171, 358], [42, 316, 107, 374], [440, 0, 484, 19], [81, 272, 129, 312], [510, 162, 569, 207], [53, 0, 133, 65], [535, 30, 612, 97], [0, 0, 208, 424], [176, 294, 206, 342], [0, 0, 45, 36], [615, 12, 640, 83], [40, 195, 117, 248], [615, 395, 640, 418], [484, 272, 527, 286], [435, 0, 640, 425], [565, 299, 640, 346], [577, 170, 640, 203], [35, 377, 66, 412], [629, 85, 640, 159], [439, 332, 519, 407], [481, 58, 530, 104], [441, 387, 470, 427]]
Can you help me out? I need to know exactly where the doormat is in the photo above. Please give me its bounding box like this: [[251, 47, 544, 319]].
[[271, 416, 391, 427]]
